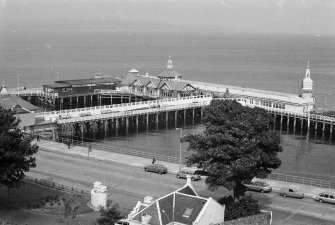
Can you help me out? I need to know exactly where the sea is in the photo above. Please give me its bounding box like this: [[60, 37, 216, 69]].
[[1, 29, 335, 180]]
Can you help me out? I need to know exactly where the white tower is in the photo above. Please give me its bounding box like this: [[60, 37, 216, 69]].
[[90, 181, 107, 211], [167, 56, 173, 70], [301, 62, 313, 99]]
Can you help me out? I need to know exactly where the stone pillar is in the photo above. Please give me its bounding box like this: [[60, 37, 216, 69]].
[[273, 114, 277, 130], [60, 98, 64, 110], [99, 95, 101, 106], [90, 95, 93, 107], [77, 96, 79, 108], [330, 123, 333, 135], [200, 108, 203, 124], [84, 95, 86, 108], [293, 117, 296, 135], [300, 119, 304, 135], [90, 181, 107, 211], [165, 112, 169, 129], [175, 110, 178, 128], [286, 116, 290, 132]]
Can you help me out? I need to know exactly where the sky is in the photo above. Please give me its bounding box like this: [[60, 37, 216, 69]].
[[0, 0, 335, 35]]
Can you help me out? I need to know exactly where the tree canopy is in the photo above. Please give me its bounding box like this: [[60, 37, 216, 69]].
[[0, 106, 38, 202], [96, 203, 123, 225], [184, 100, 282, 199]]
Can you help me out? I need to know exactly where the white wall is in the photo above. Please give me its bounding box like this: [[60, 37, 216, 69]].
[[193, 198, 225, 225]]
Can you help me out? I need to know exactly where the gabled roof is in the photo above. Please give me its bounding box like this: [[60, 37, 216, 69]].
[[129, 179, 220, 225], [0, 95, 38, 112], [159, 81, 195, 92], [157, 69, 182, 79]]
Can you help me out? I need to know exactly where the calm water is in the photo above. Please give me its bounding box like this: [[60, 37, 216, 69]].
[[1, 29, 335, 178]]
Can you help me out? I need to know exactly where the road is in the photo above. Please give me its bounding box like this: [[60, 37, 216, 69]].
[[29, 149, 335, 224]]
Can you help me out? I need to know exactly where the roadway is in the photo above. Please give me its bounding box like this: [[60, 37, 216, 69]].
[[28, 148, 335, 224]]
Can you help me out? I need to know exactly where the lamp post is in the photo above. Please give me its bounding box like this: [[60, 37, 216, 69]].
[[17, 73, 21, 96], [176, 127, 182, 171]]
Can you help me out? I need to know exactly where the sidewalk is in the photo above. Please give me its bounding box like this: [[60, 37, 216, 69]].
[[34, 140, 335, 199]]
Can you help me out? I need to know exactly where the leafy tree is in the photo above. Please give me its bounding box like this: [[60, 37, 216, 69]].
[[96, 203, 123, 225], [184, 100, 282, 200], [219, 195, 261, 221], [0, 107, 38, 203]]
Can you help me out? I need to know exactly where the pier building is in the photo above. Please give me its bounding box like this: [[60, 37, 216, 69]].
[[0, 94, 37, 128], [120, 57, 198, 98], [186, 63, 315, 115]]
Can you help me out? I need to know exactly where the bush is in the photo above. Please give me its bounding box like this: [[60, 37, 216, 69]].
[[221, 195, 260, 221]]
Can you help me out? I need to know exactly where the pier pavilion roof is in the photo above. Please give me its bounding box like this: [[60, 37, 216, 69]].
[[55, 77, 121, 86], [159, 81, 195, 92], [157, 69, 182, 80]]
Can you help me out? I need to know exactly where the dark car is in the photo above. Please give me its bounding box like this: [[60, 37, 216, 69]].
[[245, 181, 272, 193], [176, 169, 201, 181], [279, 188, 304, 199], [314, 192, 335, 204], [116, 220, 129, 225], [194, 169, 209, 176], [144, 164, 168, 174]]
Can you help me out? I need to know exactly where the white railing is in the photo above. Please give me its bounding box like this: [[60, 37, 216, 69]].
[[7, 88, 58, 99], [57, 102, 209, 124], [268, 173, 335, 189], [36, 94, 211, 117]]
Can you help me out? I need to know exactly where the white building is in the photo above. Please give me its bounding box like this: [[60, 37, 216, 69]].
[[122, 176, 225, 225]]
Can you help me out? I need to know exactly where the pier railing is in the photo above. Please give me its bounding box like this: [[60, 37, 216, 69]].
[[268, 173, 335, 189], [36, 95, 212, 120], [7, 88, 58, 99]]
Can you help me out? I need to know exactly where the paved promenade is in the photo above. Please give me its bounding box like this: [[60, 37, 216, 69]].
[[34, 140, 335, 199]]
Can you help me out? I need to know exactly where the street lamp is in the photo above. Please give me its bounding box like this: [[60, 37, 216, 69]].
[[176, 127, 182, 171], [17, 73, 22, 96]]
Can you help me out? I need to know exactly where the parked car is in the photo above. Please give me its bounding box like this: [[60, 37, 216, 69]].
[[176, 169, 201, 181], [245, 181, 272, 193], [314, 192, 335, 204], [194, 169, 209, 176], [279, 188, 304, 199], [116, 220, 129, 225], [144, 164, 168, 174]]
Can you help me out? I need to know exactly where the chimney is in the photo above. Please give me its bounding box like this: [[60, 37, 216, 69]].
[[186, 175, 192, 185]]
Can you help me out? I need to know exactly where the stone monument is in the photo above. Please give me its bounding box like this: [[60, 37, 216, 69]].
[[90, 181, 107, 211]]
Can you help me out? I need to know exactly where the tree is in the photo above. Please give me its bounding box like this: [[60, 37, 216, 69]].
[[184, 100, 282, 200], [218, 195, 260, 221], [96, 203, 123, 225], [0, 107, 38, 203]]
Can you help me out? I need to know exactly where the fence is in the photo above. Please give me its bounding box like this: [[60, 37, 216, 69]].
[[268, 173, 335, 189], [24, 175, 90, 196], [52, 137, 183, 164]]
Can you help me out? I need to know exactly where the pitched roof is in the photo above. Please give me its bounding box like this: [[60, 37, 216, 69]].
[[159, 81, 195, 91], [0, 95, 38, 112], [55, 77, 121, 86], [129, 179, 218, 225], [157, 69, 182, 79], [44, 83, 71, 88]]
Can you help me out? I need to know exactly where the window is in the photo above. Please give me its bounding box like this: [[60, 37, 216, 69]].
[[183, 208, 193, 218]]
